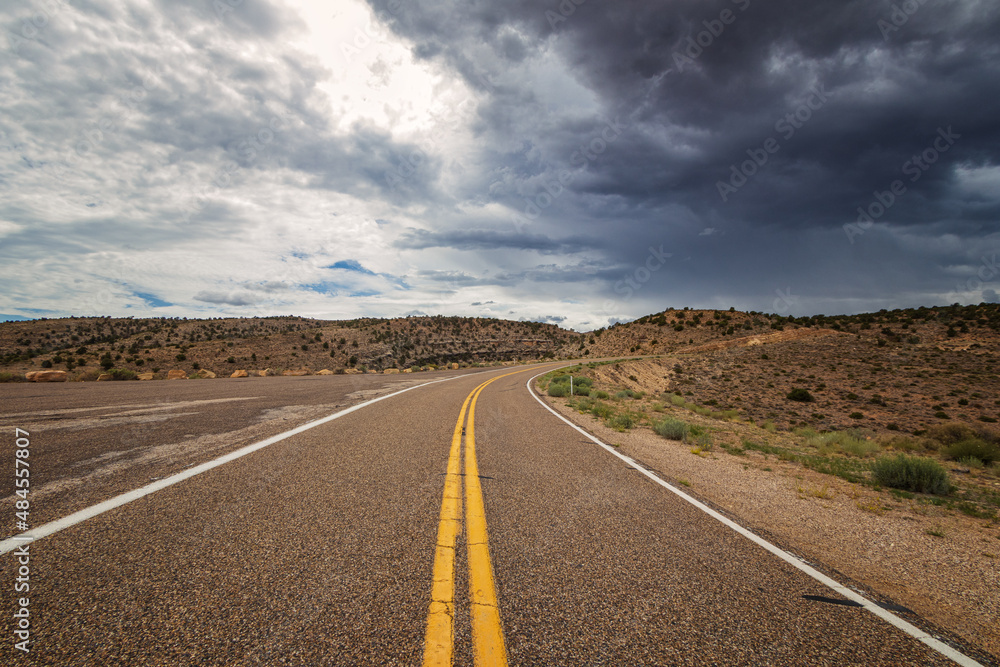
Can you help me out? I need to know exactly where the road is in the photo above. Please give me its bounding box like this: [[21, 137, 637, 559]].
[[0, 365, 988, 665]]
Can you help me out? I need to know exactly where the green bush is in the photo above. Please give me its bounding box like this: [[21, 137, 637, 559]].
[[0, 372, 25, 383], [593, 390, 610, 399], [608, 413, 637, 431], [871, 454, 951, 495], [548, 383, 569, 397], [107, 368, 138, 381], [590, 402, 615, 420], [943, 438, 1000, 465], [653, 418, 689, 441], [787, 388, 814, 402]]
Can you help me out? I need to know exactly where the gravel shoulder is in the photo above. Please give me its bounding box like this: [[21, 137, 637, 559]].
[[541, 387, 1000, 664]]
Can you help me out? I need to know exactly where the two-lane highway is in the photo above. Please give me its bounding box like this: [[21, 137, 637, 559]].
[[0, 365, 986, 665]]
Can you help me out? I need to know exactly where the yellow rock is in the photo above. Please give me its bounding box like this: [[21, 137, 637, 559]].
[[137, 372, 154, 380], [343, 368, 363, 374], [403, 368, 412, 373], [167, 370, 187, 380], [26, 370, 68, 382], [193, 369, 216, 379], [316, 369, 334, 375], [230, 369, 249, 378], [96, 373, 112, 381], [384, 368, 400, 374], [451, 362, 459, 370], [282, 369, 310, 376]]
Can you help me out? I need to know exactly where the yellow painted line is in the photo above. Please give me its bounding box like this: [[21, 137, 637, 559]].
[[423, 386, 478, 667], [424, 367, 548, 666], [465, 379, 509, 666]]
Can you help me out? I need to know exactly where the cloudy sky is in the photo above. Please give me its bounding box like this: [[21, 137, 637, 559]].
[[1, 0, 998, 330]]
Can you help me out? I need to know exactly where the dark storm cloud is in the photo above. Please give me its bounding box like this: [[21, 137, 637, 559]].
[[395, 228, 596, 254], [370, 0, 1000, 314]]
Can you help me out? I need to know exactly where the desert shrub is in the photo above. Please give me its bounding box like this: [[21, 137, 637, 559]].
[[958, 456, 985, 469], [548, 383, 569, 397], [943, 438, 1000, 465], [669, 394, 686, 407], [787, 388, 814, 402], [926, 422, 976, 446], [107, 368, 137, 381], [0, 372, 25, 383], [608, 412, 637, 431], [593, 390, 610, 399], [653, 418, 689, 441], [871, 455, 951, 495], [590, 402, 615, 420], [573, 385, 591, 396], [849, 412, 864, 420], [880, 435, 923, 452], [809, 431, 880, 457], [614, 389, 637, 399]]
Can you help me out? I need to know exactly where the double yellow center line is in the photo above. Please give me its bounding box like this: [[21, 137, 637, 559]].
[[424, 371, 526, 666]]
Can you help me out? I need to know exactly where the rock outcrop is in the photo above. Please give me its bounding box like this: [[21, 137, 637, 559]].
[[26, 370, 69, 382], [137, 372, 154, 380], [384, 368, 400, 374], [282, 369, 309, 376], [315, 369, 334, 375], [96, 373, 112, 381], [167, 370, 187, 380], [230, 370, 249, 378], [193, 369, 216, 379]]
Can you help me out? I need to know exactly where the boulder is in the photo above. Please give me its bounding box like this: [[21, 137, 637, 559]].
[[97, 373, 112, 381], [384, 368, 400, 374], [315, 369, 334, 375], [167, 369, 187, 380], [230, 370, 249, 378], [282, 369, 310, 376], [193, 369, 216, 379], [367, 370, 378, 374], [343, 368, 363, 374], [451, 362, 459, 370], [258, 369, 274, 377], [137, 372, 154, 380], [403, 368, 412, 373], [26, 370, 68, 382]]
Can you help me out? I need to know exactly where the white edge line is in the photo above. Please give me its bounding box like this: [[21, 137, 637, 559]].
[[525, 368, 984, 667], [0, 369, 509, 555]]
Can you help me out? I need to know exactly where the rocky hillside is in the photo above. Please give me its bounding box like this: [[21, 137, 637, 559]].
[[1, 303, 998, 383], [0, 315, 579, 380]]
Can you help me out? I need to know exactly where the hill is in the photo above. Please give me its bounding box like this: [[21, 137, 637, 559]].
[[0, 315, 578, 379]]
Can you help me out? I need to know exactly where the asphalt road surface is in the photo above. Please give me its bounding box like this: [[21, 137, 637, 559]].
[[0, 365, 989, 665]]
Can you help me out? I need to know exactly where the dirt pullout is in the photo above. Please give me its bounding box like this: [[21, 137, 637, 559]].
[[543, 395, 1000, 663]]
